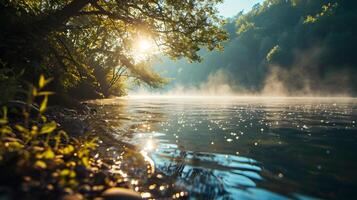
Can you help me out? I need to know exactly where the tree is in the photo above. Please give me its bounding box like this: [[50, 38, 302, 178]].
[[154, 0, 357, 96], [0, 0, 227, 100]]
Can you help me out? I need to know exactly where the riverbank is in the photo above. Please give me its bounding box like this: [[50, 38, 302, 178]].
[[0, 100, 144, 200], [0, 94, 189, 200]]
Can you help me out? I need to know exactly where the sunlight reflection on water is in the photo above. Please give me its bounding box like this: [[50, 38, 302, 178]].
[[88, 97, 357, 199]]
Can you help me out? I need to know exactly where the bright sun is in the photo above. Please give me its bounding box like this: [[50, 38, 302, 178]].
[[132, 37, 156, 62], [138, 39, 152, 52]]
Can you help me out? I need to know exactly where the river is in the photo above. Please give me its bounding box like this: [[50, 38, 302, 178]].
[[88, 96, 357, 200]]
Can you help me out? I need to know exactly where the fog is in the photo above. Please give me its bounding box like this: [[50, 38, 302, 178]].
[[131, 0, 357, 97]]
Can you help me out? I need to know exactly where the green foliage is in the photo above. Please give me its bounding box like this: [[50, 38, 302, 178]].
[[236, 21, 255, 35], [266, 45, 281, 62], [154, 0, 357, 95], [0, 0, 228, 99], [0, 75, 122, 199], [304, 2, 338, 24]]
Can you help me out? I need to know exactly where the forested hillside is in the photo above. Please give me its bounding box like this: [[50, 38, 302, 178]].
[[154, 0, 357, 96]]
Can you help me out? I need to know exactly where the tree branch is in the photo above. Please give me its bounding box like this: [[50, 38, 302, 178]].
[[36, 0, 96, 34]]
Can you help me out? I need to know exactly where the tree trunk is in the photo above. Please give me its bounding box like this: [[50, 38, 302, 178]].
[[35, 0, 95, 35]]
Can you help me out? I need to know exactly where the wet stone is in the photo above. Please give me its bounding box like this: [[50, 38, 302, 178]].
[[60, 193, 84, 200], [102, 188, 142, 200], [79, 184, 91, 193]]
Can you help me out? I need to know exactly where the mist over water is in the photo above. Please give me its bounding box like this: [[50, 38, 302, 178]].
[[147, 0, 357, 97], [164, 69, 236, 96], [135, 49, 356, 97], [131, 66, 354, 97], [136, 47, 355, 97], [261, 46, 354, 97], [120, 2, 357, 197]]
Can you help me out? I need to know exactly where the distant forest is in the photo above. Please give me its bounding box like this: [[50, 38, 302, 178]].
[[154, 0, 357, 96]]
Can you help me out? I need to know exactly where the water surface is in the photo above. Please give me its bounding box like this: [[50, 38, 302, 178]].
[[88, 97, 357, 199]]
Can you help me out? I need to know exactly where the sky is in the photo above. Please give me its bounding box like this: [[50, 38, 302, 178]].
[[217, 0, 265, 18]]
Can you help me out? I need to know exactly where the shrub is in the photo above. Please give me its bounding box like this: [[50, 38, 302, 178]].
[[0, 75, 120, 199]]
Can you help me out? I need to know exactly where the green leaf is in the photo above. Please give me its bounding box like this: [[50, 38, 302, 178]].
[[0, 119, 8, 125], [32, 87, 37, 96], [40, 121, 57, 134], [0, 126, 12, 134], [60, 145, 74, 155], [2, 106, 7, 120], [43, 148, 55, 159], [69, 170, 76, 178], [41, 115, 47, 123], [40, 95, 48, 113], [5, 141, 24, 149], [38, 75, 53, 89], [81, 157, 90, 168], [39, 75, 45, 88], [34, 160, 47, 169], [60, 169, 74, 177], [15, 124, 29, 133], [37, 91, 55, 96]]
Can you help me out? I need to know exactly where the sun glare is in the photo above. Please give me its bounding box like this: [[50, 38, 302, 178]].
[[132, 37, 156, 62], [138, 39, 152, 52]]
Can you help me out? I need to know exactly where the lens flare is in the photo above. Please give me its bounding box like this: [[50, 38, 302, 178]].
[[138, 39, 152, 52]]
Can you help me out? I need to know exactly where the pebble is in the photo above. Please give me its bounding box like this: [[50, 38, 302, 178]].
[[61, 193, 84, 200], [102, 188, 142, 200]]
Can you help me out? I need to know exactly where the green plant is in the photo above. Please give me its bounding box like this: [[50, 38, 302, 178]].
[[0, 75, 112, 199]]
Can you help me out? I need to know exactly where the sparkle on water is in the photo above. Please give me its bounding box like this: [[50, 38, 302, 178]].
[[88, 96, 357, 199]]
